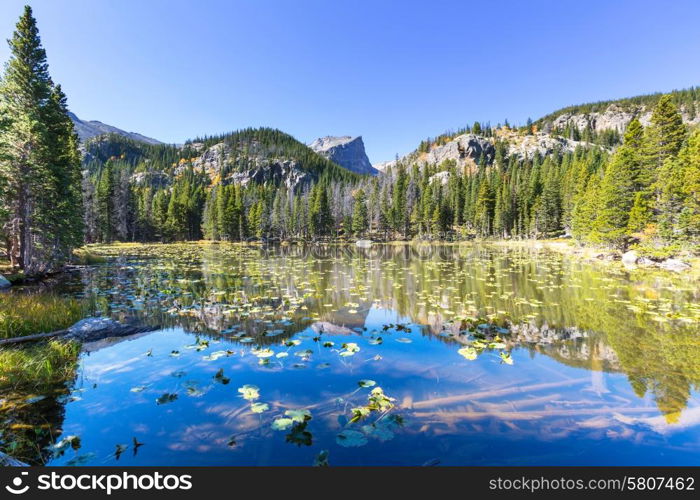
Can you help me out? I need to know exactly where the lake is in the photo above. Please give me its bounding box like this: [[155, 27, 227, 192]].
[[3, 242, 700, 466]]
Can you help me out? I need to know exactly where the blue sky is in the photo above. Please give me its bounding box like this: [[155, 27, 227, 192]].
[[1, 0, 699, 163]]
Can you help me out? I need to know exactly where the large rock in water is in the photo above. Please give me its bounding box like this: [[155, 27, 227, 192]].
[[309, 136, 378, 175]]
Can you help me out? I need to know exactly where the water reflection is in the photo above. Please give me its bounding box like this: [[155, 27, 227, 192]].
[[2, 243, 699, 465]]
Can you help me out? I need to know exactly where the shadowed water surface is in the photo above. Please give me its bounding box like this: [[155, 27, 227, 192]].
[[3, 243, 699, 465]]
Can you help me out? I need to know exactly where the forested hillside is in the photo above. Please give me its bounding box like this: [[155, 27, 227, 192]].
[[81, 92, 699, 256], [82, 128, 360, 243]]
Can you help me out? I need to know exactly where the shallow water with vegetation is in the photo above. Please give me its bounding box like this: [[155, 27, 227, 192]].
[[1, 242, 699, 465]]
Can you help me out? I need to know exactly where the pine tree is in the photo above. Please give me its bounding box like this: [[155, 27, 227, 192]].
[[595, 119, 645, 248], [0, 6, 83, 275], [658, 129, 700, 240], [351, 188, 368, 235], [646, 95, 687, 171]]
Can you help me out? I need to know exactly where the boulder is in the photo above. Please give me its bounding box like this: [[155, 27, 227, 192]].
[[659, 258, 691, 272], [67, 317, 122, 336], [0, 274, 11, 289], [621, 250, 639, 265]]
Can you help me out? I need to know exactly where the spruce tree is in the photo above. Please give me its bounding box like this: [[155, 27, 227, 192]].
[[596, 119, 645, 248], [351, 188, 368, 235], [0, 6, 83, 275]]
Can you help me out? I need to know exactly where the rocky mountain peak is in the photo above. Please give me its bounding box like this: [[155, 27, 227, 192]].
[[69, 111, 162, 145], [309, 135, 378, 175]]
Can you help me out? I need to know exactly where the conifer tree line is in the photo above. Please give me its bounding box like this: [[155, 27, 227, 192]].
[[0, 6, 83, 276], [80, 92, 699, 252]]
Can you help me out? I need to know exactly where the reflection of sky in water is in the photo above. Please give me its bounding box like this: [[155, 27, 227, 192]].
[[47, 302, 700, 466]]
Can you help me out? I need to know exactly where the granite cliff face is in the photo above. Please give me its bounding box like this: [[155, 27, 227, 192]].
[[309, 136, 378, 175], [545, 103, 700, 134], [376, 131, 592, 173], [178, 142, 313, 190], [69, 112, 161, 145]]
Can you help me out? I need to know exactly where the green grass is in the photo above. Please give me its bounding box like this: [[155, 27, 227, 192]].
[[0, 294, 86, 339], [72, 247, 107, 265], [0, 339, 80, 391]]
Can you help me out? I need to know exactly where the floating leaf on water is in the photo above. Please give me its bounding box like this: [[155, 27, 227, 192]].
[[271, 417, 294, 431], [358, 379, 376, 388], [227, 436, 237, 447], [169, 350, 181, 357], [203, 350, 231, 361], [322, 341, 334, 348], [500, 351, 514, 365], [130, 385, 148, 393], [156, 393, 178, 405], [284, 339, 302, 347], [285, 409, 312, 423], [238, 385, 260, 401], [276, 352, 289, 358], [251, 402, 269, 413], [350, 406, 371, 423], [313, 450, 329, 467], [368, 337, 383, 345], [395, 337, 412, 343], [214, 368, 230, 384], [488, 342, 507, 349], [115, 443, 128, 460], [457, 346, 477, 360], [336, 430, 368, 448], [50, 435, 81, 455], [170, 370, 186, 378], [285, 421, 313, 447], [362, 423, 394, 442], [316, 362, 331, 369], [252, 348, 274, 358], [340, 342, 360, 357]]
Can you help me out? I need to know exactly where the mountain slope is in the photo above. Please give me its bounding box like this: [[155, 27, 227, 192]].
[[535, 87, 700, 136], [69, 112, 162, 145], [309, 136, 378, 175], [83, 127, 359, 191]]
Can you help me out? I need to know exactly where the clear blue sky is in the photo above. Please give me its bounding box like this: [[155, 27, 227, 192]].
[[1, 0, 699, 163]]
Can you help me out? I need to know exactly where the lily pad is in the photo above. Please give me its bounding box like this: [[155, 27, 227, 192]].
[[336, 429, 368, 448]]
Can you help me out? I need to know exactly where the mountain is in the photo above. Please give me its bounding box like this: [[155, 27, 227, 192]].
[[69, 112, 162, 145], [377, 87, 700, 173], [309, 136, 378, 175], [376, 129, 594, 173], [83, 127, 358, 191], [535, 87, 700, 136]]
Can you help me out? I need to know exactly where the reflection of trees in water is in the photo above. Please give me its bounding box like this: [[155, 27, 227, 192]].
[[0, 345, 79, 466], [0, 390, 69, 465], [66, 243, 699, 421]]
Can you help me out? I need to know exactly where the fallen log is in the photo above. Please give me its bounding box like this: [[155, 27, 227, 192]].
[[0, 317, 159, 347]]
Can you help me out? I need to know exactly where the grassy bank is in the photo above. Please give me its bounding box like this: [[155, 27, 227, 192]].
[[0, 294, 86, 339], [0, 339, 80, 390]]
